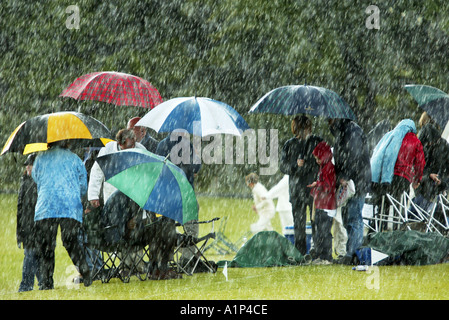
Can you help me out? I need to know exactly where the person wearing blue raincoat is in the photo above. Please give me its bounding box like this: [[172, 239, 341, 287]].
[[370, 119, 425, 231], [32, 141, 92, 289], [371, 119, 419, 185]]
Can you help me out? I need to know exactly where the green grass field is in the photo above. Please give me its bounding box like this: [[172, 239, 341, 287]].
[[1, 193, 448, 300]]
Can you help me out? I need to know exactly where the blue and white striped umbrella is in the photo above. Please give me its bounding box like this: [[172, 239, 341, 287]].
[[136, 96, 250, 137]]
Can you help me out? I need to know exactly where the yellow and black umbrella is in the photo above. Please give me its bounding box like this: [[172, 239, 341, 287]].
[[1, 111, 114, 155]]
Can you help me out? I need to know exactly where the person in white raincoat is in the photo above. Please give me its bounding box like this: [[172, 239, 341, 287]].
[[266, 175, 294, 231], [87, 129, 146, 208], [246, 173, 276, 233]]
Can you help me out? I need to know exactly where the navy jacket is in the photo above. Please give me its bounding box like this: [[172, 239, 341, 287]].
[[156, 135, 202, 188], [280, 134, 323, 199], [330, 119, 371, 196]]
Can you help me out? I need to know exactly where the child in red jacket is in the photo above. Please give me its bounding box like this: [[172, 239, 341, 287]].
[[307, 141, 336, 264]]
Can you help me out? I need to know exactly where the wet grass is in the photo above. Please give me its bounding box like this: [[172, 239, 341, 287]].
[[1, 193, 448, 300]]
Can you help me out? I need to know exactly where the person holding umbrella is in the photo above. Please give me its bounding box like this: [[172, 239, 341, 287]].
[[328, 118, 371, 265], [127, 116, 159, 153], [100, 190, 179, 280], [280, 115, 323, 255], [32, 141, 92, 289], [412, 123, 449, 224], [156, 130, 202, 270], [88, 128, 146, 208]]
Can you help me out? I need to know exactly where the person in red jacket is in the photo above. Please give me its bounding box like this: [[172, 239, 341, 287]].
[[307, 141, 336, 265], [371, 119, 426, 231], [393, 131, 426, 190]]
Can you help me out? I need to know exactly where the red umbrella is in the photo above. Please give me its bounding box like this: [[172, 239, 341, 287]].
[[59, 71, 163, 109]]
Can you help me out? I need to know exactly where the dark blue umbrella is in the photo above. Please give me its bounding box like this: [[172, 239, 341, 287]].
[[249, 85, 356, 121]]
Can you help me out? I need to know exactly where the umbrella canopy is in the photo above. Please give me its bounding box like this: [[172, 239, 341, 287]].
[[136, 96, 250, 136], [59, 71, 163, 109], [249, 85, 356, 121], [404, 84, 449, 128], [1, 111, 113, 155], [95, 148, 198, 225]]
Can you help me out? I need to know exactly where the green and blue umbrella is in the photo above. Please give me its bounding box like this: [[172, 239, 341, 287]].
[[404, 84, 449, 129], [95, 148, 198, 225], [249, 85, 356, 121]]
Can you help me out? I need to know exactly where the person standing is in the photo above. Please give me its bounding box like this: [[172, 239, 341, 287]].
[[127, 116, 159, 153], [328, 118, 371, 265], [156, 130, 202, 188], [371, 119, 426, 231], [266, 175, 294, 231], [17, 154, 41, 292], [156, 130, 202, 270], [280, 115, 322, 255], [32, 141, 92, 289], [307, 141, 336, 265]]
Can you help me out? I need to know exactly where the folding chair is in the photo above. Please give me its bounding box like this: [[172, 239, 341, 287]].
[[364, 191, 417, 233], [83, 209, 151, 283], [204, 216, 252, 255], [365, 190, 448, 235], [172, 218, 219, 276], [432, 194, 449, 235]]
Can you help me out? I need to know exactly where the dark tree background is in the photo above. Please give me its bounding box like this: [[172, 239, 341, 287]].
[[1, 0, 449, 194]]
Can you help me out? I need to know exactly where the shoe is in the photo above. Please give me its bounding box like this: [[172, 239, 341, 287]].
[[83, 271, 93, 287], [333, 255, 354, 265], [302, 254, 313, 265], [73, 274, 83, 284], [312, 258, 332, 265], [149, 269, 182, 280]]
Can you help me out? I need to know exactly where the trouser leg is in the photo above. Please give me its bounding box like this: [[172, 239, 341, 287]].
[[60, 218, 90, 278], [35, 219, 58, 290]]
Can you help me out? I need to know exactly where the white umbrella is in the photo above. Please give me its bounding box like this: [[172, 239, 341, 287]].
[[136, 96, 250, 137]]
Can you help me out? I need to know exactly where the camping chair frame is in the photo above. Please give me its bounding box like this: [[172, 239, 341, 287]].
[[203, 216, 251, 255], [363, 193, 407, 233], [435, 194, 449, 235], [172, 218, 219, 276], [84, 222, 153, 283], [364, 191, 449, 236], [86, 237, 151, 283]]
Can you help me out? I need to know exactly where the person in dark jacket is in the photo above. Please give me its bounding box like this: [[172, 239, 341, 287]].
[[155, 130, 202, 188], [17, 154, 41, 292], [100, 190, 179, 280], [280, 115, 322, 255], [328, 118, 371, 265], [413, 123, 449, 232], [156, 130, 202, 267]]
